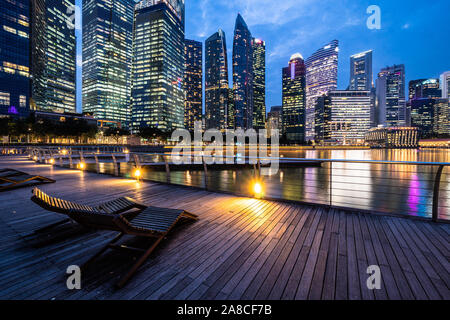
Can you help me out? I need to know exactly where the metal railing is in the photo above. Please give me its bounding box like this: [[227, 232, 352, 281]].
[[24, 147, 450, 222]]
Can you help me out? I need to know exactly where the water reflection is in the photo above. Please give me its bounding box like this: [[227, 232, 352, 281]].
[[71, 148, 450, 220]]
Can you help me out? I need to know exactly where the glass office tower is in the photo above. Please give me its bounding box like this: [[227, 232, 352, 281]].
[[376, 64, 406, 127], [184, 39, 202, 132], [82, 0, 135, 126], [410, 98, 435, 138], [233, 14, 254, 130], [205, 29, 230, 130], [409, 78, 441, 100], [0, 0, 30, 117], [305, 40, 339, 141], [31, 0, 76, 113], [441, 71, 450, 100], [252, 38, 266, 130], [131, 0, 185, 133], [349, 50, 372, 91], [282, 53, 306, 143], [315, 90, 373, 145]]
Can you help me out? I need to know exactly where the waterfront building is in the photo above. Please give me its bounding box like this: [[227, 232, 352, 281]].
[[365, 127, 419, 148], [31, 0, 76, 114], [315, 90, 373, 145], [410, 98, 435, 138], [305, 40, 339, 141], [205, 29, 229, 130], [282, 53, 306, 143], [0, 0, 30, 118], [252, 38, 266, 130], [433, 98, 450, 136], [349, 50, 373, 91], [82, 0, 134, 126], [184, 39, 202, 132], [266, 106, 282, 137], [441, 71, 450, 100], [131, 0, 185, 133], [233, 14, 254, 130], [375, 64, 406, 127]]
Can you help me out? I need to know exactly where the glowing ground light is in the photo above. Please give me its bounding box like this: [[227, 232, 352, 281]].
[[33, 156, 37, 161], [254, 182, 263, 197], [49, 158, 55, 165], [79, 162, 86, 170], [134, 169, 142, 180]]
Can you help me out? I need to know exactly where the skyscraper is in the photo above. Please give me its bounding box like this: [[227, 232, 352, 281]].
[[131, 0, 185, 133], [434, 98, 450, 136], [282, 53, 306, 143], [184, 39, 202, 132], [376, 64, 406, 127], [305, 40, 339, 141], [233, 14, 254, 130], [205, 29, 230, 130], [315, 90, 373, 145], [82, 0, 134, 126], [410, 98, 435, 138], [31, 0, 76, 113], [349, 50, 372, 91], [252, 38, 266, 130], [266, 106, 282, 137], [0, 0, 30, 117], [409, 78, 441, 100], [440, 71, 450, 100]]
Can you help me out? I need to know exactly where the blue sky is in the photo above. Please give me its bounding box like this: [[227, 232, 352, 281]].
[[75, 0, 450, 113]]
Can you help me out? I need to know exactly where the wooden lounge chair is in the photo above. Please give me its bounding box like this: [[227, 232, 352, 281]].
[[31, 187, 148, 232], [70, 206, 198, 288], [0, 171, 55, 192]]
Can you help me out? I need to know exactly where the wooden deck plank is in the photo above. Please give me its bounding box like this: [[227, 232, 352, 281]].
[[0, 156, 448, 300]]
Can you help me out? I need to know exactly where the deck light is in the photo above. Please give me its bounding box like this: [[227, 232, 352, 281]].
[[33, 156, 38, 161], [134, 168, 142, 180], [49, 158, 55, 165], [79, 162, 85, 170], [253, 181, 264, 198], [61, 149, 68, 155]]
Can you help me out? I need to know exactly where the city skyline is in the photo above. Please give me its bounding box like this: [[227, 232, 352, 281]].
[[74, 0, 450, 113]]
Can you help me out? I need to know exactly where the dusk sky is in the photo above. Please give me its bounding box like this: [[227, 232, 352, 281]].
[[75, 0, 450, 113]]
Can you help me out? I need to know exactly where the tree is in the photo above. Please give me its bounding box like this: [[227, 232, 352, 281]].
[[138, 126, 170, 142], [103, 127, 130, 144]]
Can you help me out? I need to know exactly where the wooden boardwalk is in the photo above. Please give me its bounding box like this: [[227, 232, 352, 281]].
[[0, 156, 448, 300]]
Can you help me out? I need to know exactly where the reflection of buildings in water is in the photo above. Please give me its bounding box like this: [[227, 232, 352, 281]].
[[407, 173, 429, 217]]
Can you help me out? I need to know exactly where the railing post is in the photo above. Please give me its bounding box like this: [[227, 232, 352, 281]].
[[203, 158, 208, 190], [69, 151, 73, 169], [112, 154, 119, 176], [329, 162, 333, 207], [163, 155, 170, 183], [432, 165, 445, 222], [94, 155, 100, 173], [133, 154, 141, 168]]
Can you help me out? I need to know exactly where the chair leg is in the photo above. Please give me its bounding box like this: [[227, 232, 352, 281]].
[[116, 236, 164, 288], [82, 232, 124, 270]]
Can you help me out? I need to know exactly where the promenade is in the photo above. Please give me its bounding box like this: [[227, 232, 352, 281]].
[[0, 156, 448, 300]]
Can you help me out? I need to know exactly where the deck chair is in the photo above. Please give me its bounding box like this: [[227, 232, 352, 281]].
[[0, 171, 55, 192], [70, 206, 198, 288], [31, 187, 148, 233]]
